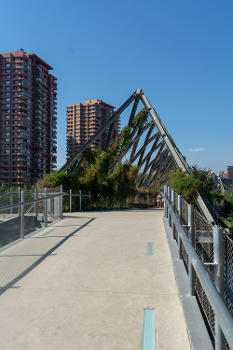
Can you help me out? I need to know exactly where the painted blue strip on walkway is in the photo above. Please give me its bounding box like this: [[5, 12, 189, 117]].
[[142, 309, 155, 350], [147, 242, 154, 256]]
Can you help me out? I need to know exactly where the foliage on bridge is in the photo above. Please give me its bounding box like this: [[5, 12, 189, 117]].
[[38, 109, 162, 208], [168, 167, 233, 231]]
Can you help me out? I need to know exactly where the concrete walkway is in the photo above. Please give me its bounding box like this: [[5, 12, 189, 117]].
[[0, 209, 191, 350]]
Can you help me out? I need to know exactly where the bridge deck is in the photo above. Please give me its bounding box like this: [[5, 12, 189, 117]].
[[0, 209, 190, 349]]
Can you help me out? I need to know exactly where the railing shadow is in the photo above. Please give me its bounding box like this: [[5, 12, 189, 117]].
[[0, 217, 95, 296]]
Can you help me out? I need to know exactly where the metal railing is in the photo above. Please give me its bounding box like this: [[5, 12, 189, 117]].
[[63, 189, 92, 212], [0, 187, 64, 244], [0, 186, 92, 248], [163, 185, 233, 350]]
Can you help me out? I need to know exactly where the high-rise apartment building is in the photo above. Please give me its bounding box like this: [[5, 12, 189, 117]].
[[227, 166, 233, 180], [66, 99, 119, 159], [0, 50, 57, 187]]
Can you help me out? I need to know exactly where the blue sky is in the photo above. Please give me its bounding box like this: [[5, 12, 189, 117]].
[[1, 0, 232, 172]]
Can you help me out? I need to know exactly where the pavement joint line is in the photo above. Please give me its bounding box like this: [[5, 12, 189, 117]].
[[18, 287, 179, 296], [142, 309, 155, 350], [147, 242, 154, 256], [40, 228, 56, 236]]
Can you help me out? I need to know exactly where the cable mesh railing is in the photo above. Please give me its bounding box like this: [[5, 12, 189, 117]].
[[163, 185, 233, 350], [193, 208, 215, 335], [180, 197, 189, 271], [224, 234, 233, 319], [224, 234, 233, 350]]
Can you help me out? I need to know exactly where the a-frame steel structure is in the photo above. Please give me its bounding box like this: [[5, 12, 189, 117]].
[[60, 89, 217, 223]]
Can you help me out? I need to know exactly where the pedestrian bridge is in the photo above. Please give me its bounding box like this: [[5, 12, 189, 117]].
[[0, 207, 214, 350], [1, 89, 233, 349]]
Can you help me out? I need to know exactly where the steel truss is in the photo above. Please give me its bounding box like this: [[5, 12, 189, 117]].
[[60, 89, 217, 223]]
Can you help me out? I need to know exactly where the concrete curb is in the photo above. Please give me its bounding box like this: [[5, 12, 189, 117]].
[[0, 219, 61, 254]]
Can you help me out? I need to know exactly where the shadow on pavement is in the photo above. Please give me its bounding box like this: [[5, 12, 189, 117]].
[[0, 217, 95, 296]]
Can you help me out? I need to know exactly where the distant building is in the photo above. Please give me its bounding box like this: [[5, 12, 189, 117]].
[[227, 166, 233, 180], [0, 50, 57, 187], [66, 99, 120, 160], [219, 170, 228, 179]]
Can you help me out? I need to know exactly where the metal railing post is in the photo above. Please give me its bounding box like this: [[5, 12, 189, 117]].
[[178, 194, 183, 259], [164, 184, 168, 218], [59, 185, 63, 219], [20, 189, 24, 239], [34, 187, 38, 219], [49, 192, 52, 219], [188, 204, 195, 296], [18, 186, 21, 215], [213, 225, 225, 350], [70, 189, 72, 213], [167, 186, 172, 227], [10, 187, 13, 215], [171, 189, 175, 239], [88, 191, 91, 209], [79, 189, 82, 211], [51, 194, 54, 219], [44, 187, 47, 227]]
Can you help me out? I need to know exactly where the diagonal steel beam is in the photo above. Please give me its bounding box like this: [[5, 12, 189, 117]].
[[138, 90, 217, 223], [128, 121, 154, 163], [130, 132, 158, 164], [128, 94, 140, 126], [104, 119, 118, 149], [137, 142, 166, 186], [139, 91, 189, 172], [60, 89, 141, 172], [142, 149, 170, 187], [146, 156, 174, 188], [138, 138, 163, 171], [137, 132, 159, 167], [112, 121, 153, 170], [129, 125, 156, 164]]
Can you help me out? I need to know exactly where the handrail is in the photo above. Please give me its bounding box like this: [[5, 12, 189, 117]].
[[162, 193, 233, 348], [0, 192, 66, 211], [0, 192, 11, 198], [63, 192, 93, 197], [0, 191, 93, 212]]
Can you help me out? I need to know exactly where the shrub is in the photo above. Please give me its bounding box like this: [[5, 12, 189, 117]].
[[168, 166, 219, 204]]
